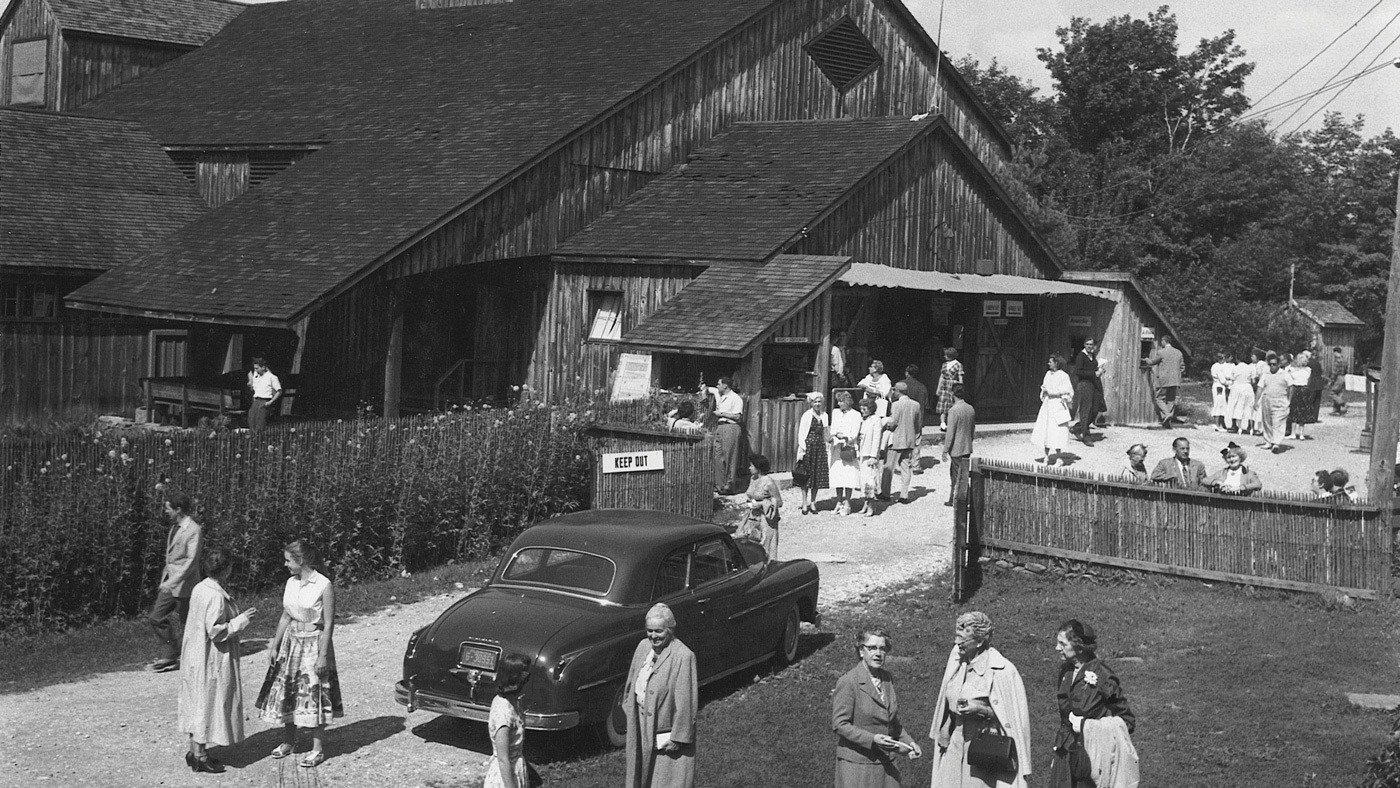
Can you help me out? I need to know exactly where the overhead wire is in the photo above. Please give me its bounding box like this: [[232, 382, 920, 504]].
[[1248, 0, 1386, 108], [1270, 7, 1400, 131], [1284, 28, 1400, 135]]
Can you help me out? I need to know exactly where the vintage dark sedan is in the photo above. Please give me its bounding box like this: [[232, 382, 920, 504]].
[[394, 509, 820, 744]]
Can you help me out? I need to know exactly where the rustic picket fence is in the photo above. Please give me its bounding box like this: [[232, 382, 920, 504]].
[[590, 423, 715, 520], [0, 404, 593, 632], [969, 458, 1392, 598]]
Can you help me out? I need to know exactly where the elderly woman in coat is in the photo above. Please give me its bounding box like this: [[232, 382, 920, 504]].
[[833, 626, 922, 786], [624, 603, 698, 788], [178, 546, 255, 773], [929, 611, 1032, 788]]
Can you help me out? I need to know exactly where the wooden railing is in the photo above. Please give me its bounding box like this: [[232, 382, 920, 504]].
[[970, 458, 1392, 598], [589, 423, 714, 521]]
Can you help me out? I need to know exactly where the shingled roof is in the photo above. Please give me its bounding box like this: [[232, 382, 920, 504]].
[[41, 0, 243, 47], [557, 118, 937, 263], [0, 108, 204, 272], [1293, 298, 1365, 327], [67, 0, 777, 323], [621, 254, 850, 356]]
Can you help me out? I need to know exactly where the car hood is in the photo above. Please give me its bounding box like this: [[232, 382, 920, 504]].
[[421, 585, 597, 662]]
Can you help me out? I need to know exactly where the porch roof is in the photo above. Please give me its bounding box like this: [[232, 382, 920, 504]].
[[840, 263, 1116, 299], [620, 254, 850, 357]]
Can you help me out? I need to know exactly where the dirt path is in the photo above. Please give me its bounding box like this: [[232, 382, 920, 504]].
[[0, 468, 956, 788]]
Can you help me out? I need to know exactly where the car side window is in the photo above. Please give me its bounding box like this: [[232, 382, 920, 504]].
[[653, 547, 690, 600], [690, 537, 742, 587]]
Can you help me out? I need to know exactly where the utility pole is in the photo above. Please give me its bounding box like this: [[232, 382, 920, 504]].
[[1366, 173, 1400, 506]]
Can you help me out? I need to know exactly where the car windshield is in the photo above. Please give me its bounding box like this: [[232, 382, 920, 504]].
[[501, 547, 616, 596]]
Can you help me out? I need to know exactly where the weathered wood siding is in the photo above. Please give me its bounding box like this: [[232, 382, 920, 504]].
[[528, 262, 697, 402], [770, 299, 823, 342], [1318, 325, 1358, 378], [787, 134, 1043, 276], [0, 316, 151, 422], [298, 276, 394, 415], [383, 0, 1014, 281], [60, 34, 190, 110], [0, 0, 62, 108]]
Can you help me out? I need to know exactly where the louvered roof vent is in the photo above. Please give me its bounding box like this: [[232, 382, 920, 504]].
[[805, 17, 882, 93]]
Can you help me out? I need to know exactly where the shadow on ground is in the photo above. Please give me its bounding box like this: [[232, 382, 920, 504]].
[[214, 714, 406, 769]]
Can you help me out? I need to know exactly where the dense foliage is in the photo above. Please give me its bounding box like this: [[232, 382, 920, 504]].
[[0, 404, 594, 633], [958, 4, 1398, 371]]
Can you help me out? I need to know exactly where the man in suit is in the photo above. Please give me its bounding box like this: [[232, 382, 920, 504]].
[[1069, 339, 1104, 443], [943, 384, 976, 506], [882, 382, 923, 504], [1149, 437, 1207, 489], [148, 491, 202, 672], [1144, 335, 1185, 427], [901, 365, 930, 415]]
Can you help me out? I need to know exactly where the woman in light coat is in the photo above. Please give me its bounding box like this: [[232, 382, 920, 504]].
[[624, 603, 698, 788], [178, 546, 255, 773], [1032, 354, 1074, 466], [929, 612, 1032, 788]]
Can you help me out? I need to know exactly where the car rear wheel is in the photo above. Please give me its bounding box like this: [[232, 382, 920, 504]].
[[775, 603, 801, 665], [592, 683, 629, 749]]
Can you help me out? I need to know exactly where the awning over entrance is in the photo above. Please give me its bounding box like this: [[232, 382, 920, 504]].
[[621, 254, 851, 357], [840, 263, 1117, 300]]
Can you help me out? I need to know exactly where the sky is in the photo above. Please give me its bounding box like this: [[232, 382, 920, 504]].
[[906, 0, 1400, 137], [5, 0, 1397, 136]]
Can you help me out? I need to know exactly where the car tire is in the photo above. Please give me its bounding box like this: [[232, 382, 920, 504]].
[[593, 683, 629, 749], [774, 603, 801, 665]]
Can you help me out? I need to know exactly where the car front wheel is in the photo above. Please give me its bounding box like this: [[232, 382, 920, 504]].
[[592, 683, 628, 749], [775, 603, 801, 665]]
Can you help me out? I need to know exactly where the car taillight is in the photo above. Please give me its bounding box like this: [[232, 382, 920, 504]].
[[550, 647, 588, 682]]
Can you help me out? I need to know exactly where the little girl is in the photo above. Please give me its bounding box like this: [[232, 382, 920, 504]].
[[856, 398, 887, 517], [484, 654, 532, 788]]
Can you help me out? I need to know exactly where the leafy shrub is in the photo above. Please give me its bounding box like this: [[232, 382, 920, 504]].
[[0, 402, 594, 633]]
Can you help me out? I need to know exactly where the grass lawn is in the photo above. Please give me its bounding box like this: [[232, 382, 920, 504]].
[[534, 568, 1398, 787], [0, 558, 495, 695]]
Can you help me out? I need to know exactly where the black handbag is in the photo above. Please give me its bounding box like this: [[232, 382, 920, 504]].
[[791, 457, 810, 488], [966, 720, 1017, 774]]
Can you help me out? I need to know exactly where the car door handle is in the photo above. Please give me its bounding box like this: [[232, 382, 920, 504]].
[[696, 598, 712, 605]]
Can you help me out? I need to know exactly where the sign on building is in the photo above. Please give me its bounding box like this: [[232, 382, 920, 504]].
[[610, 352, 653, 402]]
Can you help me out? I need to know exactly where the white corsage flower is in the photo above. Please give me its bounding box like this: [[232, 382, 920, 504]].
[[1083, 670, 1099, 686]]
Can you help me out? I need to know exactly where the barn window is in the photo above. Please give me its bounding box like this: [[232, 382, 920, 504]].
[[587, 291, 623, 341], [804, 18, 881, 93], [0, 277, 59, 320], [8, 39, 47, 106]]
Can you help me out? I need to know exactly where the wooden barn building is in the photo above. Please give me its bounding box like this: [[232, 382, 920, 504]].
[[43, 0, 1183, 442], [1289, 298, 1364, 379]]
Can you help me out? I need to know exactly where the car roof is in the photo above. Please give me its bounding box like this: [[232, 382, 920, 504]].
[[502, 510, 729, 604]]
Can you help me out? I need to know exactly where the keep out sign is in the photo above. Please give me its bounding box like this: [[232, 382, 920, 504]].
[[601, 450, 665, 474]]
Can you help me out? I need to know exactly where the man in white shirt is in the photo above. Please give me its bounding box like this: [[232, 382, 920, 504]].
[[247, 356, 282, 430], [704, 377, 745, 495]]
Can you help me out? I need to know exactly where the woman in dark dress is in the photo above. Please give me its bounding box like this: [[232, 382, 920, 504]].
[[795, 391, 831, 514], [1288, 350, 1324, 440], [1048, 620, 1138, 788]]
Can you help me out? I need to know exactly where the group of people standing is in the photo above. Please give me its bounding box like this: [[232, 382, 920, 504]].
[[835, 613, 1138, 788], [147, 490, 342, 773], [793, 359, 974, 517], [1210, 347, 1346, 452]]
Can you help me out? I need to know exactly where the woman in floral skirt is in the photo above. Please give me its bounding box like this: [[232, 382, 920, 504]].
[[936, 347, 963, 431], [256, 540, 344, 768]]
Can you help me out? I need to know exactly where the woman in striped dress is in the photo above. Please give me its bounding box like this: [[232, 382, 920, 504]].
[[936, 347, 963, 431]]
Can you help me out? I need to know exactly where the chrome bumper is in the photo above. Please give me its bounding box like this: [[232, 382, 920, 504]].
[[394, 681, 581, 731]]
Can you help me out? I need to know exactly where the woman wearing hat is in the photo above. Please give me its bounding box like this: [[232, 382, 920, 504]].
[[1049, 620, 1138, 788]]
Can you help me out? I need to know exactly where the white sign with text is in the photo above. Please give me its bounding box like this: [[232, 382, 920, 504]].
[[601, 450, 665, 474]]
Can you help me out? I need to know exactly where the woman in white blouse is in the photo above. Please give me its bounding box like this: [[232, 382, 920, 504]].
[[1031, 354, 1074, 466], [857, 360, 893, 418], [255, 540, 343, 768], [829, 391, 864, 516]]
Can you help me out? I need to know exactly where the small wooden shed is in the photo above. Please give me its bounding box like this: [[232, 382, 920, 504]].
[[1290, 298, 1364, 378]]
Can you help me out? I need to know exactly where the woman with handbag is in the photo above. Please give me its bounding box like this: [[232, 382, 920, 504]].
[[795, 392, 830, 514], [829, 391, 864, 516], [832, 627, 922, 786], [1048, 620, 1138, 788], [256, 540, 344, 768], [738, 454, 782, 559], [929, 611, 1031, 788]]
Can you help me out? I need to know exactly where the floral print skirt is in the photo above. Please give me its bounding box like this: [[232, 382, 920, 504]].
[[255, 629, 344, 728]]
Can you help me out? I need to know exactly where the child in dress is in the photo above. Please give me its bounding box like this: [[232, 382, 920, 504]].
[[484, 654, 532, 788]]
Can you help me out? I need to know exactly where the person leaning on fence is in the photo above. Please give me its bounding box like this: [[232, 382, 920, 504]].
[[665, 401, 706, 435], [832, 627, 922, 787], [1120, 444, 1149, 485], [149, 491, 203, 673], [1149, 438, 1205, 489], [1048, 620, 1139, 788], [178, 546, 256, 774], [257, 540, 344, 768], [795, 391, 831, 514], [1312, 468, 1354, 504], [929, 612, 1032, 788], [1203, 444, 1261, 496], [739, 453, 781, 559], [247, 356, 282, 431]]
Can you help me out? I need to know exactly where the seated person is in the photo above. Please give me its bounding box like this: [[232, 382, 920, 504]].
[[665, 400, 706, 435], [1203, 445, 1262, 496], [1312, 468, 1354, 503]]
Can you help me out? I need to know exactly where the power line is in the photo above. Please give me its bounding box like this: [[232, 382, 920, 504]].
[[1249, 0, 1386, 108], [1271, 8, 1400, 131], [1284, 28, 1400, 135]]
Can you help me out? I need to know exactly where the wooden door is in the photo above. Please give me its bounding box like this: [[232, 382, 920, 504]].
[[973, 307, 1034, 421], [148, 330, 188, 378]]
